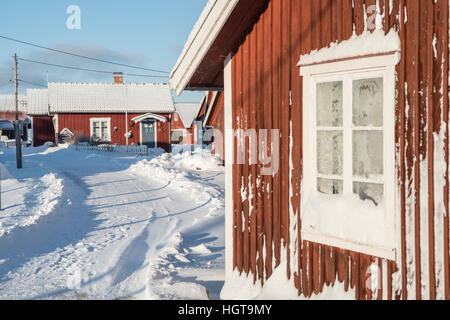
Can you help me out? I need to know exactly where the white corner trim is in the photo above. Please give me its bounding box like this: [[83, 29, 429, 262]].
[[223, 53, 233, 278], [298, 29, 401, 68], [170, 0, 239, 95]]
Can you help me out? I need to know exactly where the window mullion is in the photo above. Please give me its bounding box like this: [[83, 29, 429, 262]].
[[343, 77, 353, 195]]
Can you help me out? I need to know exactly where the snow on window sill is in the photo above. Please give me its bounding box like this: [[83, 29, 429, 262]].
[[301, 192, 396, 260]]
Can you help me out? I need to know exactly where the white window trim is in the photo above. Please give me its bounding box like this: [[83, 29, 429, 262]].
[[89, 117, 111, 142], [139, 120, 158, 149], [300, 53, 399, 261]]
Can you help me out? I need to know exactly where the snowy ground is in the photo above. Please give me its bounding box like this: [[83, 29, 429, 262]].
[[0, 145, 225, 300]]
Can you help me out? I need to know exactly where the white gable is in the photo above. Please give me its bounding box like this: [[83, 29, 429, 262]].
[[175, 103, 202, 128]]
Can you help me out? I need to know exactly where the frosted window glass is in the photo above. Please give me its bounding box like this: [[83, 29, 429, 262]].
[[353, 131, 383, 178], [317, 131, 343, 176], [317, 81, 343, 127], [353, 182, 384, 206], [353, 78, 383, 127], [318, 178, 343, 195]]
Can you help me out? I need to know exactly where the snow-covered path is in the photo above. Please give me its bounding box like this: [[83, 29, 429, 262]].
[[0, 146, 225, 300]]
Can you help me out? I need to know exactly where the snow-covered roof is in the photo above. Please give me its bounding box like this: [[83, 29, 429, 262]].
[[175, 102, 202, 129], [27, 89, 49, 115], [170, 0, 239, 95], [0, 94, 28, 112], [48, 82, 175, 114]]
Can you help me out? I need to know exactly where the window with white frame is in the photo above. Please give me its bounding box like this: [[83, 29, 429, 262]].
[[300, 53, 398, 260], [90, 118, 111, 142]]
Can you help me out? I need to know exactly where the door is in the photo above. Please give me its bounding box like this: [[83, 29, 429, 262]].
[[141, 120, 156, 148]]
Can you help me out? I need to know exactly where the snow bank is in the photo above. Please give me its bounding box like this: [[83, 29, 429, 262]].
[[0, 173, 63, 238], [128, 150, 224, 214], [221, 263, 355, 300]]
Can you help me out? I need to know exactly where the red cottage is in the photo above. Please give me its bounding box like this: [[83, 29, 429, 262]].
[[171, 0, 450, 300], [47, 81, 174, 152]]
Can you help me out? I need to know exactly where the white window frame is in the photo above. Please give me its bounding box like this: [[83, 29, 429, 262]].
[[300, 53, 399, 261], [90, 117, 111, 142]]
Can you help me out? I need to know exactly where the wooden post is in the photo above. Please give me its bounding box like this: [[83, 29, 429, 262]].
[[14, 54, 22, 169]]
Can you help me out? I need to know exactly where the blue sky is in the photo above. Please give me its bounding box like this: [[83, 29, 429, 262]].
[[0, 0, 208, 102]]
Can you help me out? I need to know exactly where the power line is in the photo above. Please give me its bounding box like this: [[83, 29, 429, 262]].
[[18, 79, 47, 88], [0, 35, 170, 74], [18, 58, 169, 79]]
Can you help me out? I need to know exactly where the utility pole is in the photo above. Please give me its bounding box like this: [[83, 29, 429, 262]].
[[14, 53, 22, 169]]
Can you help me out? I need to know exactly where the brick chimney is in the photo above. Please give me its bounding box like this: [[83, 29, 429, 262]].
[[114, 72, 124, 84]]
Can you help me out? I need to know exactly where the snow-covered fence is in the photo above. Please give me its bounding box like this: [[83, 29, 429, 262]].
[[70, 144, 149, 156]]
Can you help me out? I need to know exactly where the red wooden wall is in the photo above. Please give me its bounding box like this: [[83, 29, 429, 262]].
[[0, 111, 27, 121], [32, 116, 55, 147], [57, 113, 171, 152], [231, 0, 449, 300]]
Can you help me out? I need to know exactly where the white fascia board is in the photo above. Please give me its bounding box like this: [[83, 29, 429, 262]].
[[170, 0, 239, 96], [131, 113, 167, 123]]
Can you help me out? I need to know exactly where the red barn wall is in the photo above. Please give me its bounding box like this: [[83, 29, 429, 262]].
[[230, 0, 449, 300]]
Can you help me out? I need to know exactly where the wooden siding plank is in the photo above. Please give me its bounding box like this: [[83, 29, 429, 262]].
[[272, 0, 282, 269], [248, 18, 258, 283], [263, 1, 274, 279], [426, 0, 436, 300], [280, 0, 292, 280]]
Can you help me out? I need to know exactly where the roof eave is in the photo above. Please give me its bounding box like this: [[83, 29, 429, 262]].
[[170, 0, 240, 96]]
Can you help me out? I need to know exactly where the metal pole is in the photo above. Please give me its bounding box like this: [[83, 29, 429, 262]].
[[14, 54, 22, 169]]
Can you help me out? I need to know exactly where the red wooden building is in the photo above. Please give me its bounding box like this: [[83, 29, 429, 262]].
[[0, 94, 30, 142], [46, 81, 174, 152], [171, 102, 203, 146], [201, 91, 225, 160], [171, 0, 450, 300], [26, 89, 55, 147]]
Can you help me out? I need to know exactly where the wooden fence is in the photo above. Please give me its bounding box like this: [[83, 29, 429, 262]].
[[70, 144, 149, 157]]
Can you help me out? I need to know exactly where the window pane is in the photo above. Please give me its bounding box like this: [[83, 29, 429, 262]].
[[353, 131, 383, 178], [353, 182, 384, 206], [353, 78, 383, 127], [317, 131, 343, 176], [318, 178, 343, 195], [317, 81, 343, 127]]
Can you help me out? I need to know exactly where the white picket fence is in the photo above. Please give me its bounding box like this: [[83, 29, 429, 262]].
[[70, 144, 149, 156]]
